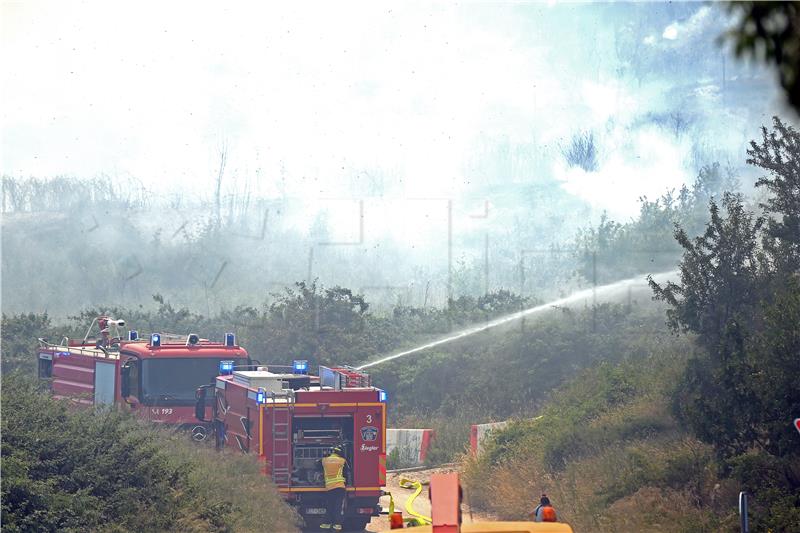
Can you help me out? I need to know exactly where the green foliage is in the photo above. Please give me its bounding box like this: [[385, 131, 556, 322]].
[[258, 281, 369, 367], [373, 300, 670, 421], [648, 117, 800, 531], [748, 116, 800, 271], [0, 374, 299, 533], [477, 354, 683, 470], [1, 312, 55, 374], [460, 348, 724, 530], [649, 192, 764, 350], [385, 447, 403, 470], [723, 2, 800, 112], [575, 163, 738, 283]]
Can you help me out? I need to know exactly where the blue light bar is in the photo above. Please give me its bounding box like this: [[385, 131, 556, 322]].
[[293, 359, 309, 374], [128, 330, 138, 341], [150, 333, 161, 347], [225, 332, 235, 347], [219, 360, 235, 375], [379, 390, 388, 402], [256, 388, 266, 404]]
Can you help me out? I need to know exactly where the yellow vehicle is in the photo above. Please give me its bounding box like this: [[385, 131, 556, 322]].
[[404, 523, 573, 533], [383, 472, 573, 533]]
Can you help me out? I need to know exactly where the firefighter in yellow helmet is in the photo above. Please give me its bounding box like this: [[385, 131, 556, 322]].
[[319, 445, 349, 531]]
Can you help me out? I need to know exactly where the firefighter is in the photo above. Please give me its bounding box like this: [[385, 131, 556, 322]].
[[530, 494, 558, 522], [319, 445, 349, 531]]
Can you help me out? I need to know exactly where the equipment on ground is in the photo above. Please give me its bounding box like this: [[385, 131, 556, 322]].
[[398, 477, 432, 527], [384, 473, 573, 533]]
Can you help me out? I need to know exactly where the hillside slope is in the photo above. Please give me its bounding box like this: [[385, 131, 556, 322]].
[[461, 349, 740, 532]]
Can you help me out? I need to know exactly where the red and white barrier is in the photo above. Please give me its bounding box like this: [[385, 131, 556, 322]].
[[470, 421, 509, 455], [386, 428, 434, 467]]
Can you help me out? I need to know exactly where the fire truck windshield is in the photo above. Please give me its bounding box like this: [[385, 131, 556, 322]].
[[141, 357, 247, 404]]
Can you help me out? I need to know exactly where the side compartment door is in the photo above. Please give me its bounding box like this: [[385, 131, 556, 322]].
[[354, 408, 383, 488], [94, 361, 116, 406]]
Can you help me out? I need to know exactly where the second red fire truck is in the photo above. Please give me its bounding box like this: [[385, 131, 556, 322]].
[[198, 363, 387, 531]]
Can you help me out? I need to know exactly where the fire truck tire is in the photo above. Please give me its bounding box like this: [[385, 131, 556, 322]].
[[343, 518, 370, 532], [302, 517, 322, 530]]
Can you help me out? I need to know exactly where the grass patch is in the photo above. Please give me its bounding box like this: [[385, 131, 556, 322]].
[[460, 347, 742, 531]]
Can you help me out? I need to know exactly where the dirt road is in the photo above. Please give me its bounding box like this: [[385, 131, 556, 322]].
[[366, 466, 495, 532]]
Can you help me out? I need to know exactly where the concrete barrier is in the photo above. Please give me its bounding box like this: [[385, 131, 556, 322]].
[[386, 428, 434, 466], [470, 421, 510, 455]]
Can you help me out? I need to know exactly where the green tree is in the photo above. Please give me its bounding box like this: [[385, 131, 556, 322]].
[[1, 312, 53, 374], [723, 2, 800, 113], [649, 118, 800, 530], [747, 116, 800, 272], [260, 281, 369, 366], [649, 193, 764, 353]]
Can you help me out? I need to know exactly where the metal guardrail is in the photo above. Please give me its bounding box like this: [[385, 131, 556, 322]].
[[37, 338, 116, 358], [386, 462, 458, 474]]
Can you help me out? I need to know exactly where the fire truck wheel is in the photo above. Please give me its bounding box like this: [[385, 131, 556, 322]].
[[301, 517, 322, 531], [190, 425, 208, 441], [342, 518, 370, 532]]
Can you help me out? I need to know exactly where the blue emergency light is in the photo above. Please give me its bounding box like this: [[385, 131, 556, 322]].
[[219, 360, 235, 375], [379, 390, 388, 402], [256, 387, 266, 404], [150, 333, 161, 347], [224, 332, 235, 347], [128, 330, 138, 341], [293, 359, 309, 374]]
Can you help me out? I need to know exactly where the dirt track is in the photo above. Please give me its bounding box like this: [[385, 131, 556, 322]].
[[366, 466, 495, 532]]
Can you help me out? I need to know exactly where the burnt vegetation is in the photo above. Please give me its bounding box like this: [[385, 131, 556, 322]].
[[561, 131, 599, 172]]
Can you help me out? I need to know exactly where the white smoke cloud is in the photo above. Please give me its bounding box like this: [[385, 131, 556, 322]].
[[0, 1, 780, 223]]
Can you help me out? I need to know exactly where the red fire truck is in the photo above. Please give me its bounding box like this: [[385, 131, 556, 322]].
[[198, 363, 387, 531], [37, 315, 249, 440]]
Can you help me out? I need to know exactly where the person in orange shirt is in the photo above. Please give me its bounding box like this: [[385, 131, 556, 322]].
[[530, 494, 558, 522]]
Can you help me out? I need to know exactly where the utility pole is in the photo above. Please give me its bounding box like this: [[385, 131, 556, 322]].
[[592, 250, 597, 333], [739, 492, 749, 533]]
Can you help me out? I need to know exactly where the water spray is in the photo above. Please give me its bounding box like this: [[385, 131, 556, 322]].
[[356, 270, 677, 370]]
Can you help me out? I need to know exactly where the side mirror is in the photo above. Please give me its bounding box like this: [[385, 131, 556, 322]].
[[120, 363, 131, 398], [195, 386, 207, 422]]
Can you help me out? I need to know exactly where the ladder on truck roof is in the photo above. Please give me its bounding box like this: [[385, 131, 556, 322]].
[[268, 390, 294, 487]]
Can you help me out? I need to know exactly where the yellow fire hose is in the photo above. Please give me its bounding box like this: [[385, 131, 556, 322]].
[[398, 477, 432, 526]]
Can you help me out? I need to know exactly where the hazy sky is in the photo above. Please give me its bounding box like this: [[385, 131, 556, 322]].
[[0, 1, 782, 220]]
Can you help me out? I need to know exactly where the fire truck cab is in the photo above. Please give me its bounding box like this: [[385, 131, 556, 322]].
[[38, 316, 249, 440], [202, 363, 386, 531]]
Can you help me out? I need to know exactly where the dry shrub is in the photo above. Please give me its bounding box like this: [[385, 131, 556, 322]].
[[462, 412, 724, 532], [597, 487, 729, 533]]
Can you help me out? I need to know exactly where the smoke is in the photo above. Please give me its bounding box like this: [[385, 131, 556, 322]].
[[1, 3, 790, 314]]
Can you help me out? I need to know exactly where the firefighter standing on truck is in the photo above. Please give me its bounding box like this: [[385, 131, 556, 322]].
[[319, 446, 349, 531]]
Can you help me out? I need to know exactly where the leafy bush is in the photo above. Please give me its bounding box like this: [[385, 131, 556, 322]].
[[0, 374, 299, 533], [1, 312, 55, 374]]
